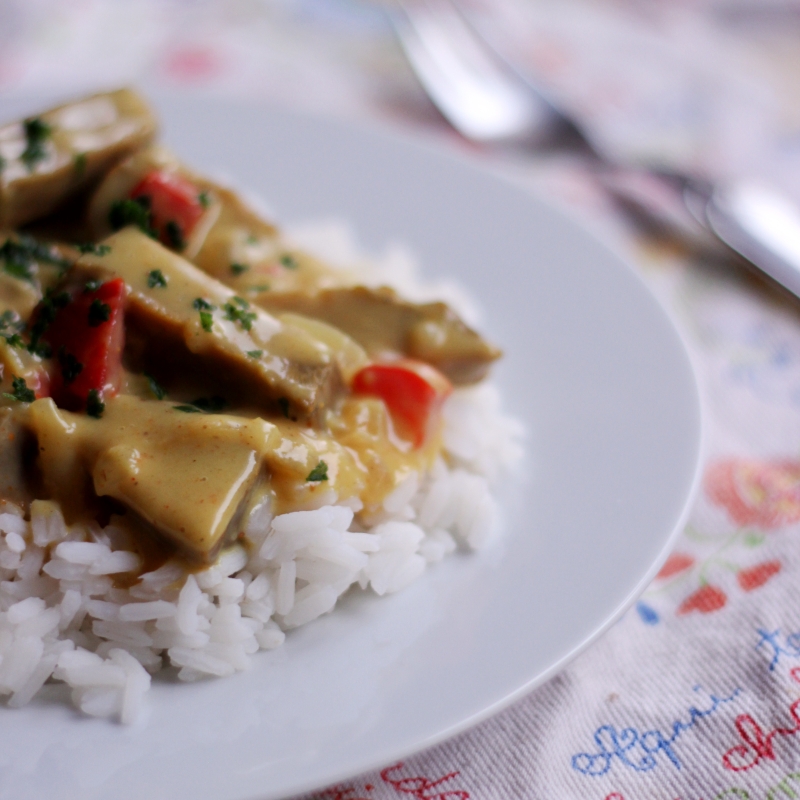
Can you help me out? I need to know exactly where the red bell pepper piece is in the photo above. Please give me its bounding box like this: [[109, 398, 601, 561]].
[[43, 277, 125, 412], [351, 359, 453, 447], [130, 170, 204, 250]]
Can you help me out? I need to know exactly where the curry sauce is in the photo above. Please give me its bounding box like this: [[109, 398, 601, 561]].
[[0, 89, 500, 567]]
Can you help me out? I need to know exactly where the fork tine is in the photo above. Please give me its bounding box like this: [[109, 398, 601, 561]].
[[390, 0, 548, 142]]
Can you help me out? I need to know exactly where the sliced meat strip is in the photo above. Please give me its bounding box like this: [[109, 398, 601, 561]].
[[0, 89, 157, 228]]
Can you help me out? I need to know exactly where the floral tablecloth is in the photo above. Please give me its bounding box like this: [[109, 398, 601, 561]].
[[5, 1, 800, 798]]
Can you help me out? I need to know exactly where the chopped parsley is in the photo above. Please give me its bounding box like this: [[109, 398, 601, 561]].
[[58, 349, 83, 384], [0, 243, 35, 282], [280, 253, 298, 270], [306, 461, 329, 482], [246, 234, 258, 245], [246, 349, 263, 359], [199, 310, 214, 332], [145, 373, 166, 400], [165, 220, 185, 251], [173, 396, 225, 414], [25, 235, 70, 267], [3, 376, 35, 403], [223, 298, 256, 332], [108, 197, 156, 238], [2, 333, 23, 348], [0, 310, 23, 333], [20, 117, 52, 172], [27, 289, 70, 355], [76, 243, 111, 256], [86, 389, 105, 418], [73, 152, 87, 177], [29, 342, 51, 359], [147, 269, 168, 288], [193, 298, 216, 332], [87, 299, 111, 327], [230, 263, 249, 275], [0, 311, 24, 347], [0, 308, 25, 347], [248, 284, 270, 293], [83, 279, 103, 293], [192, 396, 225, 413], [1, 234, 69, 283], [198, 191, 210, 209]]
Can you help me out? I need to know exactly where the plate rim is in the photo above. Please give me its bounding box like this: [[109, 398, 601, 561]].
[[0, 90, 704, 800]]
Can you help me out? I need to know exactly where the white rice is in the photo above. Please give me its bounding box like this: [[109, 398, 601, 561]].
[[0, 222, 524, 722]]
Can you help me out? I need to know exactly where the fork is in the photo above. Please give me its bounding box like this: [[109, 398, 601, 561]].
[[389, 0, 800, 301]]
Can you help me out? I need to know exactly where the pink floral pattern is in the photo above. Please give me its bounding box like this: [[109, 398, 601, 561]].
[[705, 459, 800, 529]]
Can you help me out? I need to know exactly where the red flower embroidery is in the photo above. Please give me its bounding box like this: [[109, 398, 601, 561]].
[[737, 560, 781, 592], [705, 459, 800, 529], [656, 553, 695, 580], [163, 46, 222, 82], [380, 763, 469, 799], [677, 584, 727, 615]]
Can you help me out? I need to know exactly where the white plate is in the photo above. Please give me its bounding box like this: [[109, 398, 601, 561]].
[[0, 94, 701, 800]]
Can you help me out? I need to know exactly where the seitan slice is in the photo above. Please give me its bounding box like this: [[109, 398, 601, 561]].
[[29, 395, 279, 561], [256, 285, 501, 385], [0, 89, 157, 229], [74, 228, 341, 416]]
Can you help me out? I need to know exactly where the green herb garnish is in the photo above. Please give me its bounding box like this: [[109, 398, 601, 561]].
[[248, 284, 270, 293], [306, 461, 328, 482], [246, 349, 263, 359], [86, 389, 105, 418], [165, 221, 185, 251], [198, 191, 210, 209], [83, 279, 103, 293], [76, 243, 111, 256], [191, 396, 225, 413], [58, 349, 83, 384], [173, 396, 225, 414], [230, 263, 249, 275], [27, 289, 70, 355], [223, 300, 256, 332], [0, 310, 22, 332], [29, 342, 51, 359], [108, 198, 156, 238], [246, 234, 258, 245], [193, 298, 216, 331], [2, 333, 23, 348], [0, 234, 68, 283], [0, 242, 35, 282], [147, 269, 168, 288], [21, 117, 52, 172], [199, 310, 214, 332], [280, 254, 298, 270], [145, 373, 166, 400], [3, 376, 35, 403], [0, 312, 27, 350], [87, 299, 111, 327]]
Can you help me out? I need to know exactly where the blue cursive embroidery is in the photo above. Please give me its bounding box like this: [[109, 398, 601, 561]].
[[571, 685, 741, 776], [755, 628, 800, 672]]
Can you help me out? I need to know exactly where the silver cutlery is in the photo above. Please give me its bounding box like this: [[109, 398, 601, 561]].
[[390, 0, 800, 300]]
